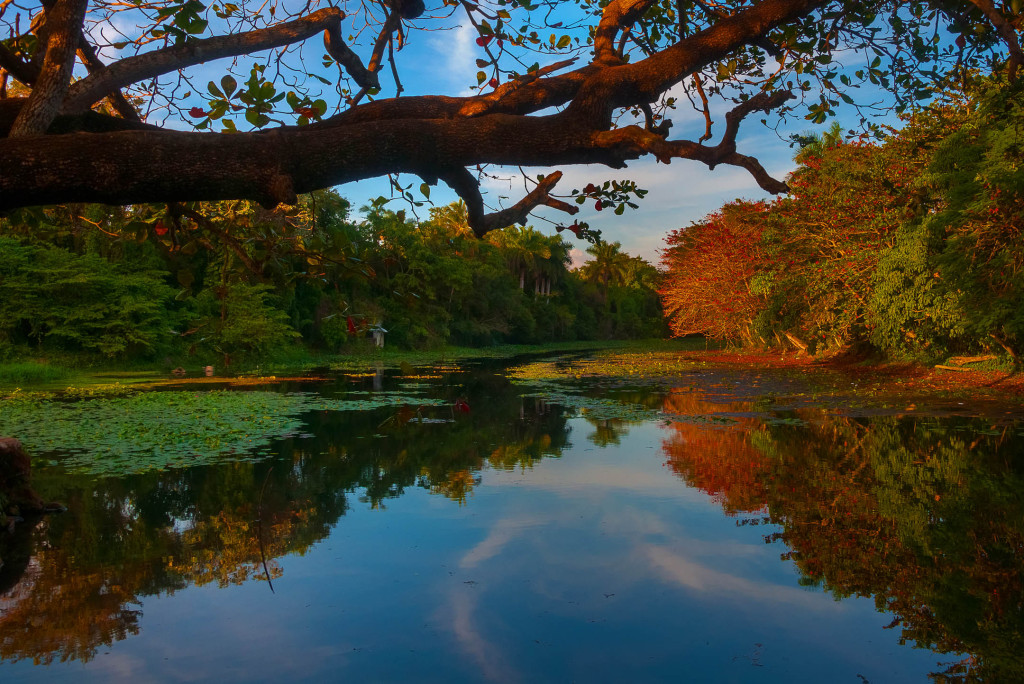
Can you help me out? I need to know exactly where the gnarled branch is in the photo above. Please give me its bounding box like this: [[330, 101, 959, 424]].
[[590, 91, 794, 193], [439, 168, 577, 237]]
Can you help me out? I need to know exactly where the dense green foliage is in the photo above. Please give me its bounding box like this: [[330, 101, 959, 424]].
[[0, 197, 664, 368], [661, 77, 1024, 362]]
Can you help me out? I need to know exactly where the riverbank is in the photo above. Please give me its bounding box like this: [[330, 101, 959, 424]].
[[506, 347, 1024, 419], [4, 340, 1021, 406], [0, 339, 703, 395]]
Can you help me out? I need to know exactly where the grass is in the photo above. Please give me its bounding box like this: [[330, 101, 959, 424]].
[[0, 361, 72, 385]]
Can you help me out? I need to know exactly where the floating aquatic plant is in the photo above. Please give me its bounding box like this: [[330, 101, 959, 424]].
[[0, 390, 443, 477]]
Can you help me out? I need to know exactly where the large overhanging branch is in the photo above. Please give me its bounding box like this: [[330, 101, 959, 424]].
[[63, 8, 355, 113], [0, 0, 826, 212], [589, 91, 795, 193], [438, 168, 578, 237]]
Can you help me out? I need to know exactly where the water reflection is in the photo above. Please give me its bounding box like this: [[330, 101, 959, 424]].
[[662, 396, 1024, 682], [0, 371, 570, 667], [1, 366, 1022, 682]]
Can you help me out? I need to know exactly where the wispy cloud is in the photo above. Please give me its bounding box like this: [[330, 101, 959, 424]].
[[425, 21, 479, 96], [644, 545, 838, 611]]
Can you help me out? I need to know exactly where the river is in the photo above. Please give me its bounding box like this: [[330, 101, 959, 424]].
[[1, 352, 1021, 682]]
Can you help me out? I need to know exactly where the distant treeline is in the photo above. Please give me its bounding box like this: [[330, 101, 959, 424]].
[[0, 196, 664, 366], [660, 76, 1024, 363]]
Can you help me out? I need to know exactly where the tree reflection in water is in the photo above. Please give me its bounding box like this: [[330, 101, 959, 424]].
[[662, 391, 1024, 683], [0, 374, 570, 666], [2, 371, 1023, 681]]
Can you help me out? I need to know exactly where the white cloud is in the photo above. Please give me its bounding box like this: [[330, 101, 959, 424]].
[[644, 545, 839, 611], [425, 21, 479, 97]]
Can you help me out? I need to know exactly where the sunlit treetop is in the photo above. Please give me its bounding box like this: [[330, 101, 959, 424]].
[[0, 0, 1020, 236]]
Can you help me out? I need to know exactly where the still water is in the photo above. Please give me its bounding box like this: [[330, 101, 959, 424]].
[[1, 357, 1022, 682]]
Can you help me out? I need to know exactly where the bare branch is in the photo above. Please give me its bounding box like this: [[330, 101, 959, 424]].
[[64, 8, 349, 113], [439, 168, 578, 237], [692, 72, 713, 143], [590, 91, 794, 193], [9, 0, 88, 137]]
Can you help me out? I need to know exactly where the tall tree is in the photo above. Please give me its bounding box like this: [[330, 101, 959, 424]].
[[2, 0, 1021, 237], [580, 240, 631, 301]]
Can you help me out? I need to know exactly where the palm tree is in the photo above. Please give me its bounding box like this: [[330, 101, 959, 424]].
[[580, 241, 630, 302], [425, 201, 472, 238], [793, 121, 844, 163], [489, 225, 551, 291]]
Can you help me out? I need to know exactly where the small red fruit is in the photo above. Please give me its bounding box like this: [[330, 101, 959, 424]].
[[489, 78, 499, 88]]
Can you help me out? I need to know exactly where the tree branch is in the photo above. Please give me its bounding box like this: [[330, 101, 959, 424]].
[[64, 8, 350, 113], [594, 0, 658, 64], [0, 0, 823, 209], [965, 0, 1024, 79], [323, 20, 378, 91], [76, 34, 140, 122], [439, 168, 577, 237], [590, 91, 793, 193], [9, 0, 88, 137], [568, 0, 826, 125], [349, 9, 402, 104], [0, 41, 40, 86]]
